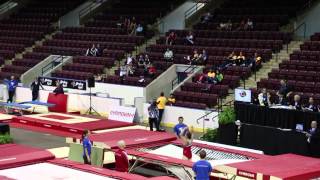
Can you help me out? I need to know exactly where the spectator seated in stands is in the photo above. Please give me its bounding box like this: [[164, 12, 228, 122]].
[[124, 18, 130, 31], [126, 64, 135, 77], [207, 69, 216, 84], [119, 65, 127, 78], [258, 88, 271, 107], [238, 19, 246, 31], [167, 93, 176, 105], [226, 19, 233, 31], [291, 94, 302, 110], [304, 97, 319, 112], [236, 51, 246, 66], [188, 49, 200, 65], [136, 24, 144, 36], [199, 49, 208, 65], [96, 44, 103, 57], [146, 63, 156, 78], [197, 72, 207, 83], [138, 75, 145, 83], [277, 79, 292, 98], [129, 17, 137, 35], [246, 18, 254, 30], [201, 12, 212, 23], [166, 32, 177, 45], [185, 31, 194, 45], [164, 48, 174, 61], [274, 93, 289, 106], [245, 52, 261, 69], [215, 69, 223, 84], [126, 54, 134, 65], [85, 44, 98, 56], [144, 54, 151, 65], [220, 51, 237, 69], [218, 22, 227, 31], [137, 55, 145, 68]]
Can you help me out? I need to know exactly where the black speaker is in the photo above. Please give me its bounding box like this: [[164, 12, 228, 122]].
[[0, 123, 10, 135], [87, 76, 95, 88]]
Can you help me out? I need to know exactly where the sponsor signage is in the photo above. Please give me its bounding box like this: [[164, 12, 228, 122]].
[[39, 76, 86, 90], [109, 106, 137, 123]]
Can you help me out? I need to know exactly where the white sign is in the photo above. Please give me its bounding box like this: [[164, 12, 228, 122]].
[[108, 106, 137, 123], [235, 88, 252, 103]]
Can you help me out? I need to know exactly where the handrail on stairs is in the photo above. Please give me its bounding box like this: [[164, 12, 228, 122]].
[[41, 55, 66, 75], [184, 1, 205, 21], [79, 0, 103, 20], [171, 64, 197, 90], [0, 0, 16, 14], [286, 22, 306, 53]]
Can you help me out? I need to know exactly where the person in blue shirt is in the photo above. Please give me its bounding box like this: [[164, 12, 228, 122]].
[[81, 130, 92, 165], [173, 116, 188, 138], [4, 76, 18, 103], [192, 150, 212, 180]]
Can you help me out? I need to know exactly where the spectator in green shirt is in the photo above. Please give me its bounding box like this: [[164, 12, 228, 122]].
[[215, 69, 223, 83]]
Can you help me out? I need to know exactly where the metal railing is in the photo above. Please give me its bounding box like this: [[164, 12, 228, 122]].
[[78, 0, 102, 20], [0, 0, 17, 15], [41, 55, 65, 75], [171, 65, 198, 89], [184, 1, 205, 20], [286, 22, 306, 52], [196, 110, 219, 134]]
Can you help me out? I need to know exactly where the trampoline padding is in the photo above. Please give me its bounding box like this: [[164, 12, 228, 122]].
[[49, 159, 149, 180], [89, 129, 176, 149], [0, 144, 54, 170]]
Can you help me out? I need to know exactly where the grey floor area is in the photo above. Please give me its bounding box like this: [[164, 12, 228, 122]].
[[10, 128, 67, 149]]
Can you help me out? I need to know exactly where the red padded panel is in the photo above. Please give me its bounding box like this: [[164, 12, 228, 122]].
[[47, 93, 68, 113]]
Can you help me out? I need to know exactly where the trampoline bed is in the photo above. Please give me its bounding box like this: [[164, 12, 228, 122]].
[[11, 112, 134, 137], [0, 144, 54, 170]]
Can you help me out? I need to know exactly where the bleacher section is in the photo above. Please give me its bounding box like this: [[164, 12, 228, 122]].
[[0, 0, 84, 79], [128, 0, 309, 109], [36, 0, 182, 84], [254, 32, 320, 105]]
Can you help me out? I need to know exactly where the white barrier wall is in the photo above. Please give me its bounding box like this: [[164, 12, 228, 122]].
[[143, 103, 219, 132], [39, 82, 145, 106], [15, 87, 122, 116]]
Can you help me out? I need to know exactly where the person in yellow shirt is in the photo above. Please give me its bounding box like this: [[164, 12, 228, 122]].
[[207, 69, 216, 84], [167, 93, 176, 105], [157, 92, 167, 131]]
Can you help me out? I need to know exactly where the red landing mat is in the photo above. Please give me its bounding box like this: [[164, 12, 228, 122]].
[[0, 144, 54, 170], [88, 129, 177, 149], [223, 154, 320, 180], [41, 114, 71, 120], [11, 115, 134, 136]]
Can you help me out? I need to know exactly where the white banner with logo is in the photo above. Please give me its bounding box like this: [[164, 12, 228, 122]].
[[108, 106, 137, 123]]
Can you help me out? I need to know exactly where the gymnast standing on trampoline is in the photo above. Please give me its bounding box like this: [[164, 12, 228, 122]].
[[181, 126, 194, 160], [81, 130, 92, 165]]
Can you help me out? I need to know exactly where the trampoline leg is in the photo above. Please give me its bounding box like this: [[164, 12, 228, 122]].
[[128, 158, 141, 173]]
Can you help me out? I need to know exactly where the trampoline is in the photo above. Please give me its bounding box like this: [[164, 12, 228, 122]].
[[11, 112, 134, 137], [0, 144, 54, 170], [84, 129, 177, 149], [215, 154, 320, 180]]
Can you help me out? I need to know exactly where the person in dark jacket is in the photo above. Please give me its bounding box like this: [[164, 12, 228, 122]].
[[4, 76, 18, 103], [53, 81, 64, 95], [30, 78, 44, 101], [148, 101, 160, 131]]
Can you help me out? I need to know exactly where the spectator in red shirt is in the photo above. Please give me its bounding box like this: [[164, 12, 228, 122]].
[[147, 63, 157, 78], [115, 140, 129, 172], [166, 32, 177, 45]]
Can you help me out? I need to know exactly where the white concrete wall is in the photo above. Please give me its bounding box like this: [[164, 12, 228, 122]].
[[295, 1, 320, 37], [41, 82, 145, 106], [160, 1, 199, 33], [145, 64, 177, 102], [15, 87, 122, 116]]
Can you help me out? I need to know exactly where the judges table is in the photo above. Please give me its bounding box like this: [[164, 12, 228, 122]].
[[235, 102, 320, 131], [240, 124, 309, 156]]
